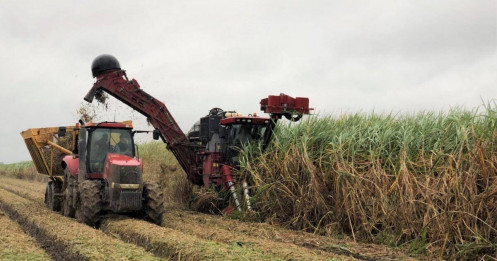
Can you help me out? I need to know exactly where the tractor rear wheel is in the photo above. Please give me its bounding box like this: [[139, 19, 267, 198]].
[[44, 183, 52, 208], [63, 188, 76, 217], [142, 182, 164, 225], [62, 169, 76, 217], [76, 180, 102, 226], [45, 181, 62, 211]]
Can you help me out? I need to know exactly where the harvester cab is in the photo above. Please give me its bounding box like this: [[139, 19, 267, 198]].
[[190, 93, 312, 160], [189, 109, 270, 164]]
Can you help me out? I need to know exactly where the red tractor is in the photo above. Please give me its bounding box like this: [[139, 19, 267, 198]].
[[21, 121, 164, 226], [85, 54, 312, 211]]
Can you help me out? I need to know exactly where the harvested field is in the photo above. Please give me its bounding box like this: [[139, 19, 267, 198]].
[[0, 189, 159, 260], [161, 208, 408, 260], [0, 175, 411, 260], [0, 179, 45, 203], [101, 218, 280, 260], [0, 209, 50, 261], [0, 176, 46, 197]]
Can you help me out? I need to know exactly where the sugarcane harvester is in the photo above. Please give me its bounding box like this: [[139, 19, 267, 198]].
[[85, 54, 312, 211], [21, 120, 164, 226]]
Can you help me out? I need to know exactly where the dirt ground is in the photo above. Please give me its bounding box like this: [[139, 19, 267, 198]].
[[0, 176, 414, 260]]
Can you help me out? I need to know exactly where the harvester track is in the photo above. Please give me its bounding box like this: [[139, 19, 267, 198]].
[[0, 176, 411, 260]]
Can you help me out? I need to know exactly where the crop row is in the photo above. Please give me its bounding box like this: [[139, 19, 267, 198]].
[[0, 182, 277, 260], [0, 180, 348, 260], [0, 176, 409, 260], [0, 178, 329, 260], [0, 189, 158, 260], [0, 209, 51, 260]]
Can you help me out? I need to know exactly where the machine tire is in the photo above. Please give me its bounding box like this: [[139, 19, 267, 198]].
[[63, 188, 76, 217], [44, 182, 52, 209], [45, 181, 62, 211], [53, 182, 63, 212], [62, 169, 76, 217], [76, 180, 102, 226], [142, 182, 164, 225]]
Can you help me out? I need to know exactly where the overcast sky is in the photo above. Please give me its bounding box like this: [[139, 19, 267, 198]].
[[0, 1, 495, 163]]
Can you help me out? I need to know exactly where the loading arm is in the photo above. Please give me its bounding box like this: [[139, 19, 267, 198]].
[[85, 70, 203, 185]]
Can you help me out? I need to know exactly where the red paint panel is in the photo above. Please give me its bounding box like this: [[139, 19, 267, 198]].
[[62, 155, 79, 177], [103, 153, 142, 180], [88, 173, 104, 179], [106, 153, 141, 166], [260, 94, 311, 114]]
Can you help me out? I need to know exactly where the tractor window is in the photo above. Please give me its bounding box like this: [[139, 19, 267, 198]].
[[228, 124, 267, 164], [230, 124, 267, 147], [88, 128, 134, 173]]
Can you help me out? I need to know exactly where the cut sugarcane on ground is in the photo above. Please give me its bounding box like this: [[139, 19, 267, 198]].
[[0, 175, 410, 260]]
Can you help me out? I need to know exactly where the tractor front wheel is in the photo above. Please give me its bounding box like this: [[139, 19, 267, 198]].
[[142, 182, 164, 225], [76, 180, 102, 226]]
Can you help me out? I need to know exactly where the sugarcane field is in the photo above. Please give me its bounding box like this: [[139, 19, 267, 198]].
[[0, 1, 495, 260]]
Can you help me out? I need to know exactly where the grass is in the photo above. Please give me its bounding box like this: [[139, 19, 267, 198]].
[[0, 161, 45, 182], [238, 102, 497, 259]]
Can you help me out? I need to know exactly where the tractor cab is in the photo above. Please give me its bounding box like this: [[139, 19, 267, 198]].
[[79, 121, 137, 177]]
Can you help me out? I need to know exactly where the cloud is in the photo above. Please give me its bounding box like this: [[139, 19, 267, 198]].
[[0, 0, 495, 163]]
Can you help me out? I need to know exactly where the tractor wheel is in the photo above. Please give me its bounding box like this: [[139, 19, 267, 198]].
[[63, 188, 76, 217], [76, 180, 102, 226], [45, 181, 62, 211], [142, 182, 164, 225], [62, 169, 76, 217], [53, 182, 63, 212], [44, 182, 52, 209]]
